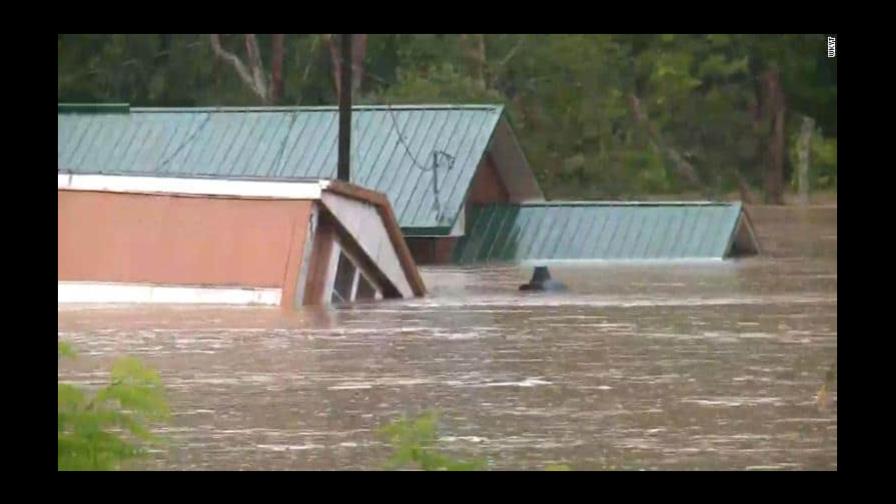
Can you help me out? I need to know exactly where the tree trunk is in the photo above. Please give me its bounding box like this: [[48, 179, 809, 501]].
[[761, 69, 786, 205], [461, 34, 488, 91], [269, 34, 285, 104], [351, 34, 367, 100], [325, 35, 341, 98], [475, 34, 487, 90], [733, 170, 756, 205], [797, 115, 815, 206], [325, 34, 366, 100]]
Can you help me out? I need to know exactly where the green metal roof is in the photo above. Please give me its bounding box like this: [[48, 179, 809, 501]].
[[453, 202, 760, 264], [57, 104, 505, 234]]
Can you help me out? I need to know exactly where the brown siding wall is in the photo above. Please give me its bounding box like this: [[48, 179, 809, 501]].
[[468, 154, 510, 205], [58, 190, 312, 293], [407, 155, 509, 265]]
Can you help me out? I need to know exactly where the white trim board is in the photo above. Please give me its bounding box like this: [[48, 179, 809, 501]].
[[58, 282, 282, 305], [58, 174, 328, 200]]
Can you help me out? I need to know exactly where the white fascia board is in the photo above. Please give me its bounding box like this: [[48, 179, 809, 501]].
[[58, 174, 325, 200], [58, 282, 282, 305]]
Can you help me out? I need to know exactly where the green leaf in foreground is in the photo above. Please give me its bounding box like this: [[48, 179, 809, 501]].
[[378, 411, 487, 471], [58, 342, 169, 470]]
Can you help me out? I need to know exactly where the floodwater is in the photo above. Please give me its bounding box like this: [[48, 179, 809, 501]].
[[57, 205, 837, 470]]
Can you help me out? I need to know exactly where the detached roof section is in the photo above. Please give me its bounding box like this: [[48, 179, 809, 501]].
[[454, 202, 760, 264], [57, 104, 542, 235]]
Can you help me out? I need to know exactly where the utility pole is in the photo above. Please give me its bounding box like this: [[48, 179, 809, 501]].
[[337, 34, 352, 182]]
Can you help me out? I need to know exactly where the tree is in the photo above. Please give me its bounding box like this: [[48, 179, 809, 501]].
[[209, 34, 286, 104], [759, 67, 787, 204], [323, 34, 367, 99], [460, 34, 488, 91], [58, 34, 836, 200]]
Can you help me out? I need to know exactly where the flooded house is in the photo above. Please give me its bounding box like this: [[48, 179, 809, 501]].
[[58, 103, 760, 269], [58, 173, 425, 307], [57, 104, 543, 265]]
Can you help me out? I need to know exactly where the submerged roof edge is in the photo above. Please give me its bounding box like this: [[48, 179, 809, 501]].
[[402, 226, 454, 237], [479, 200, 746, 207], [58, 103, 130, 114]]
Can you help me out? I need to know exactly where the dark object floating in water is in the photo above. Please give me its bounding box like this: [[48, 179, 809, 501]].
[[519, 266, 567, 292]]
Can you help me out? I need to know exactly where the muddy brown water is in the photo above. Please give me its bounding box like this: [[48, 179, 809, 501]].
[[58, 205, 837, 470]]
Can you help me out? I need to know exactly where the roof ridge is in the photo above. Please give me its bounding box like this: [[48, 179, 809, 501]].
[[59, 104, 505, 114]]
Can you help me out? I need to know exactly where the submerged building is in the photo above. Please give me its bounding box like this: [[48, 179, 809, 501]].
[[58, 103, 760, 270], [58, 174, 425, 306], [454, 201, 760, 263]]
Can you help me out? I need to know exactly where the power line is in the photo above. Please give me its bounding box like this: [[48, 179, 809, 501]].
[[157, 112, 212, 171], [268, 108, 301, 177], [148, 55, 459, 221], [384, 102, 456, 222], [340, 61, 458, 221]]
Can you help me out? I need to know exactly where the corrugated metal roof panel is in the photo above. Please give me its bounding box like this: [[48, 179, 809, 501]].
[[453, 202, 758, 264], [58, 105, 505, 233]]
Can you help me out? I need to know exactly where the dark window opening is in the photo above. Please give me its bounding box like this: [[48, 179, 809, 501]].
[[331, 251, 356, 304], [356, 273, 377, 300]]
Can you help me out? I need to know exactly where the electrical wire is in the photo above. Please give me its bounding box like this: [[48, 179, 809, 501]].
[[157, 112, 212, 171], [384, 102, 455, 222]]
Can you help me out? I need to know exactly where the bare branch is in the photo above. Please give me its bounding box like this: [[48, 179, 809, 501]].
[[498, 37, 525, 68], [302, 36, 320, 82], [210, 34, 267, 103], [210, 35, 255, 88], [243, 35, 268, 100]]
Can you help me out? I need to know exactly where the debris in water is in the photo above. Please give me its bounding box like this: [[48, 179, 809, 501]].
[[519, 266, 567, 292]]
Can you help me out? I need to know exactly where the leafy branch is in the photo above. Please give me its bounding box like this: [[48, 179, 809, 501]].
[[58, 341, 170, 471]]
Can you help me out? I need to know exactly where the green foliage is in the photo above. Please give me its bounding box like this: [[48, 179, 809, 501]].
[[58, 34, 836, 199], [811, 135, 837, 189], [58, 342, 169, 471], [58, 340, 76, 358], [377, 413, 583, 471], [367, 63, 503, 105], [378, 411, 487, 471]]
